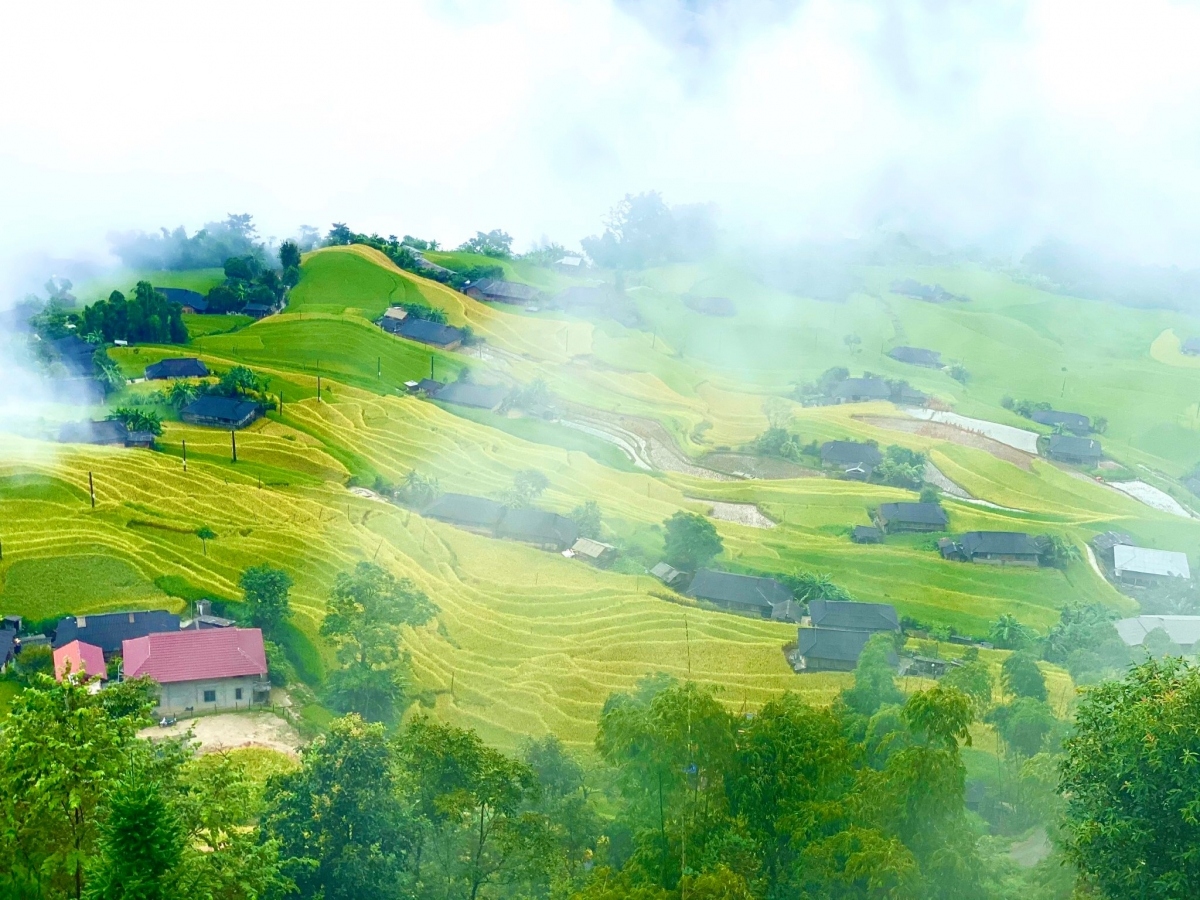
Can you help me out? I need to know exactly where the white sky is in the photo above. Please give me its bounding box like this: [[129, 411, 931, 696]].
[[4, 0, 1200, 286]]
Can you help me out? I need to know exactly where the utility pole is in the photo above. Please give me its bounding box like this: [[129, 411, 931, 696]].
[[279, 390, 284, 417], [88, 471, 95, 508], [182, 440, 187, 472], [378, 356, 382, 379], [430, 355, 435, 380], [317, 375, 322, 401], [231, 431, 237, 463]]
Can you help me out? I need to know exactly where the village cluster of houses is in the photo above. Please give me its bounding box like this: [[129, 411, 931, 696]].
[[158, 287, 282, 320], [0, 604, 269, 715]]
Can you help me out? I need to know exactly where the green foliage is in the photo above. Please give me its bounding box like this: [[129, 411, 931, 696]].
[[320, 562, 436, 722], [751, 426, 804, 461], [107, 407, 163, 435], [986, 698, 1055, 758], [79, 282, 188, 344], [215, 365, 262, 397], [581, 192, 715, 269], [503, 468, 551, 508], [458, 229, 515, 258], [397, 469, 441, 507], [570, 500, 603, 539], [92, 351, 126, 394], [1034, 533, 1080, 568], [84, 774, 183, 900], [14, 644, 53, 683], [162, 379, 198, 410], [194, 526, 216, 557], [279, 240, 302, 271], [918, 483, 942, 505], [110, 214, 261, 270], [875, 445, 927, 491], [990, 614, 1037, 650], [1000, 652, 1049, 701], [941, 659, 994, 712], [1060, 658, 1200, 899], [662, 511, 723, 571], [840, 633, 903, 717], [782, 569, 852, 603], [239, 564, 294, 636]]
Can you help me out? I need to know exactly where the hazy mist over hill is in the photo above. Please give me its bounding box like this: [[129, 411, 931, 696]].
[[3, 0, 1200, 296]]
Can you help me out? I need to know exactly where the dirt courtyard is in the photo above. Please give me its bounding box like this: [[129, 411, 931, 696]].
[[141, 710, 301, 756]]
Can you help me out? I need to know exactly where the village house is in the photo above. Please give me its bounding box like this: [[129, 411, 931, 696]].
[[650, 562, 685, 587], [379, 307, 409, 334], [241, 303, 275, 319], [794, 628, 893, 672], [53, 609, 181, 656], [808, 599, 900, 633], [49, 334, 100, 376], [820, 441, 883, 479], [145, 357, 209, 380], [887, 346, 942, 368], [122, 627, 270, 715], [497, 508, 580, 551], [569, 538, 617, 567], [1090, 531, 1133, 566], [1046, 434, 1102, 466], [555, 256, 585, 272], [1115, 615, 1200, 652], [422, 493, 507, 535], [181, 599, 235, 631], [1112, 545, 1191, 586], [465, 279, 540, 305], [433, 381, 508, 411], [0, 621, 17, 672], [181, 396, 262, 429], [851, 525, 883, 544], [1030, 409, 1090, 435], [952, 531, 1041, 566], [686, 569, 794, 619], [53, 639, 107, 689], [395, 317, 465, 350], [875, 502, 948, 533], [157, 287, 208, 314], [830, 378, 891, 404], [58, 419, 155, 449]]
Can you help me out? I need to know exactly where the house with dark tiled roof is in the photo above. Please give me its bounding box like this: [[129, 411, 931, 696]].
[[145, 357, 209, 380], [181, 396, 261, 429], [498, 508, 579, 550], [686, 569, 794, 619], [156, 287, 208, 313], [1112, 545, 1191, 586], [651, 562, 685, 587], [53, 609, 181, 656], [958, 531, 1040, 566], [1046, 434, 1102, 466], [795, 628, 888, 672], [876, 502, 948, 533], [433, 382, 507, 411], [830, 378, 891, 404], [808, 599, 900, 633], [887, 346, 942, 368], [1030, 409, 1090, 435], [820, 441, 882, 479], [58, 419, 147, 447], [465, 279, 540, 305], [423, 493, 507, 535], [851, 525, 883, 544], [123, 627, 270, 714], [395, 317, 465, 349]]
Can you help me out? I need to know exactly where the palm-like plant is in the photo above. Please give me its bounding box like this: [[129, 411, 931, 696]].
[[166, 380, 198, 410]]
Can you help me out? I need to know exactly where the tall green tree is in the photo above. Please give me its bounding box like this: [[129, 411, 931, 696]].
[[1060, 658, 1200, 899], [84, 775, 183, 900], [840, 633, 903, 717], [1000, 652, 1048, 701], [662, 512, 723, 571], [239, 564, 293, 636], [263, 715, 410, 900], [279, 240, 302, 270], [320, 562, 436, 721]]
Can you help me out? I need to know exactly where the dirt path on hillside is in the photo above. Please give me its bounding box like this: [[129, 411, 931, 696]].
[[142, 711, 300, 756], [559, 406, 736, 480], [857, 415, 1034, 470]]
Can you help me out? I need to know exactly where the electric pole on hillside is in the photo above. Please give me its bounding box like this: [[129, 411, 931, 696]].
[[88, 472, 95, 508], [231, 431, 237, 463], [378, 356, 382, 379], [430, 355, 435, 380], [317, 376, 322, 401], [182, 440, 187, 472], [278, 390, 284, 417]]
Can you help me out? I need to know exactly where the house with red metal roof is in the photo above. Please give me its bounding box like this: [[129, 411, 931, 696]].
[[53, 639, 108, 690], [122, 627, 270, 714]]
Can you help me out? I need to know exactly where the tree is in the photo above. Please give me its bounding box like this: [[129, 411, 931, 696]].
[[918, 484, 941, 505], [1140, 625, 1181, 659], [107, 407, 163, 436], [985, 697, 1055, 758], [940, 659, 994, 712], [195, 526, 215, 557], [279, 240, 301, 271], [504, 469, 550, 507], [1060, 658, 1200, 899], [1035, 533, 1080, 568], [569, 501, 603, 539], [1000, 652, 1048, 701], [989, 613, 1035, 650], [841, 633, 903, 717], [580, 192, 714, 270], [84, 774, 184, 900], [326, 223, 355, 246], [239, 564, 293, 636], [398, 469, 440, 507], [662, 511, 723, 571], [263, 714, 410, 900], [216, 365, 260, 397], [163, 379, 198, 410], [1092, 416, 1108, 434], [459, 229, 514, 258], [93, 352, 126, 394], [320, 562, 436, 721]]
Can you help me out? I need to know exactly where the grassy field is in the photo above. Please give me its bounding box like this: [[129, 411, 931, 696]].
[[16, 245, 1200, 746]]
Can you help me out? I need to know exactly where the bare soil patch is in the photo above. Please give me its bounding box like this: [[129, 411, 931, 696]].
[[700, 452, 819, 480], [692, 499, 777, 529], [142, 711, 301, 756], [857, 416, 1034, 470], [562, 405, 735, 480]]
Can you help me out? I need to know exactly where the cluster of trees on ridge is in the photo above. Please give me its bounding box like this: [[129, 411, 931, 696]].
[[3, 626, 1196, 899]]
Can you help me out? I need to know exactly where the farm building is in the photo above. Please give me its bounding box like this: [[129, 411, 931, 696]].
[[53, 639, 107, 687], [1183, 338, 1200, 355], [650, 562, 685, 587], [0, 629, 14, 671], [1046, 434, 1102, 465], [686, 569, 794, 619], [157, 287, 208, 313], [820, 441, 883, 478], [876, 502, 948, 533], [1090, 531, 1133, 563], [956, 532, 1040, 566], [379, 307, 409, 334], [434, 381, 508, 411], [410, 378, 445, 394], [570, 538, 617, 566], [1030, 409, 1090, 435], [498, 508, 579, 551], [122, 627, 270, 715], [145, 357, 209, 380], [851, 525, 883, 544], [894, 384, 929, 406], [241, 303, 274, 319], [830, 378, 890, 403], [395, 317, 465, 349], [794, 628, 888, 672], [1115, 615, 1200, 652], [181, 396, 262, 429], [423, 493, 507, 535], [465, 279, 540, 305], [49, 335, 99, 376], [808, 599, 900, 633], [555, 256, 584, 271], [887, 346, 942, 367], [59, 419, 154, 448], [53, 609, 181, 656], [1112, 545, 1191, 586], [181, 600, 235, 631]]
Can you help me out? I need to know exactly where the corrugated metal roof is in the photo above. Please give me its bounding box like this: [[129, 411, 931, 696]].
[[1115, 615, 1200, 647], [1113, 544, 1191, 579]]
